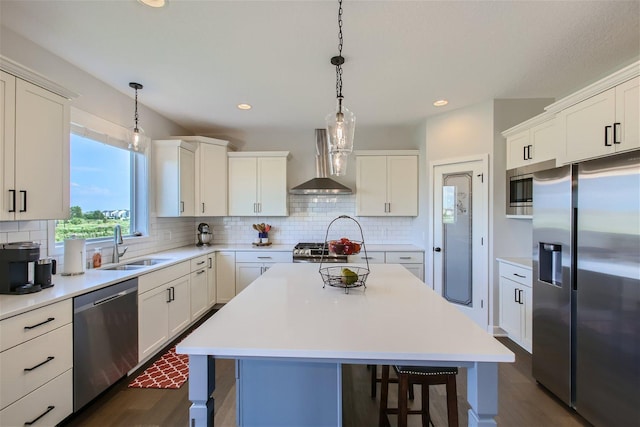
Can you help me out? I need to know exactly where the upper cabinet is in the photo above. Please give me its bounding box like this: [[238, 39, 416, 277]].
[[228, 152, 289, 216], [1, 68, 72, 221], [503, 114, 557, 170], [543, 61, 639, 164], [355, 151, 419, 216], [174, 136, 232, 217], [556, 77, 639, 163], [153, 139, 196, 217]]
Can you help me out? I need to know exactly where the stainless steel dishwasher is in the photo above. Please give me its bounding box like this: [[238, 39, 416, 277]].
[[73, 278, 138, 411]]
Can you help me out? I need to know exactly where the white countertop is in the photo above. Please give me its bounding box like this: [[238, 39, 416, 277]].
[[177, 263, 514, 364], [0, 243, 424, 321], [496, 257, 532, 269]]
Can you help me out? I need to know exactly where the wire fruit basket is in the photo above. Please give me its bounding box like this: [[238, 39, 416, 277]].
[[319, 215, 369, 294]]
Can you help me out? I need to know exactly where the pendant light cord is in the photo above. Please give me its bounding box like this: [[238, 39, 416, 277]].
[[134, 87, 140, 132], [335, 0, 344, 100]]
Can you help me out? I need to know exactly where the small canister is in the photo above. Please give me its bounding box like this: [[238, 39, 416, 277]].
[[92, 248, 102, 268]]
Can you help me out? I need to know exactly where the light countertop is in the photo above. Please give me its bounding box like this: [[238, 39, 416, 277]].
[[177, 263, 514, 363], [0, 243, 424, 321], [496, 257, 532, 269]]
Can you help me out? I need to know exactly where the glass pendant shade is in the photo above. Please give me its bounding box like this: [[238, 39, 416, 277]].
[[325, 100, 355, 156], [128, 126, 145, 151], [329, 151, 349, 176]]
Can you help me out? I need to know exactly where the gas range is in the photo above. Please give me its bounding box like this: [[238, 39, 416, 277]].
[[292, 242, 347, 263]]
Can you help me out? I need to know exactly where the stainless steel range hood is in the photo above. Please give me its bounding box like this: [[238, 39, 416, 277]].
[[289, 129, 352, 195]]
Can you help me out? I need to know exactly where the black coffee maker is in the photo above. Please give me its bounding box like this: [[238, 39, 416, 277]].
[[0, 242, 42, 294]]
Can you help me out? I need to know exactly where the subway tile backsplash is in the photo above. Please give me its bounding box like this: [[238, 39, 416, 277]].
[[0, 195, 416, 266]]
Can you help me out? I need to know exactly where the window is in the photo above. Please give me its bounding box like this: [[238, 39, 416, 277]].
[[51, 108, 149, 247]]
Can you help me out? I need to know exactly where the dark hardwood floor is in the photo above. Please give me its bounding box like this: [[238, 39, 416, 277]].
[[62, 336, 591, 426]]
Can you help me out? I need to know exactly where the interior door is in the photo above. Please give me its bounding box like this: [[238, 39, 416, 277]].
[[432, 157, 488, 329]]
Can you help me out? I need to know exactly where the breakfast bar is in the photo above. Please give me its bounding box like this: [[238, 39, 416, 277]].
[[177, 263, 514, 426]]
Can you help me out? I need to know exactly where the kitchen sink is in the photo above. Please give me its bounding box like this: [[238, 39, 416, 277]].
[[124, 258, 170, 266], [102, 264, 146, 271]]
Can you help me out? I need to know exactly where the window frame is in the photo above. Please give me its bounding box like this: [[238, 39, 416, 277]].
[[48, 108, 150, 257]]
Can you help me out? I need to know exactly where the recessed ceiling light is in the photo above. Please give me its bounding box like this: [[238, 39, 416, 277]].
[[433, 99, 449, 107], [138, 0, 166, 8], [237, 103, 252, 110]]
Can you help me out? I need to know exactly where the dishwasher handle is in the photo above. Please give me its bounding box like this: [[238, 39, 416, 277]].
[[74, 280, 138, 314], [93, 291, 128, 307]]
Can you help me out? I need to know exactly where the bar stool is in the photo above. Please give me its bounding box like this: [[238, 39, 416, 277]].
[[378, 365, 459, 427], [370, 365, 414, 400]]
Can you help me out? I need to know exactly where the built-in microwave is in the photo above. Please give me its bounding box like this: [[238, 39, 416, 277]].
[[506, 159, 556, 216]]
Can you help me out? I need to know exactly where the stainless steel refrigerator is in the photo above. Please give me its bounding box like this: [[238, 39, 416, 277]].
[[532, 150, 640, 427]]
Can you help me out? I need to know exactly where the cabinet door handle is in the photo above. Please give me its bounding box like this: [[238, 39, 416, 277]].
[[171, 286, 175, 301], [24, 405, 55, 426], [523, 145, 527, 160], [24, 356, 55, 372], [208, 257, 213, 268], [19, 190, 27, 212], [527, 145, 533, 160], [613, 122, 621, 144], [513, 273, 526, 278], [604, 125, 612, 146], [202, 202, 205, 213], [388, 202, 391, 213], [514, 288, 519, 303], [24, 317, 55, 330], [518, 289, 524, 305], [166, 288, 172, 303], [180, 201, 184, 213], [257, 202, 261, 213], [8, 189, 16, 212]]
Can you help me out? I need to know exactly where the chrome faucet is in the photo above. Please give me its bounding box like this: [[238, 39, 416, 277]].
[[112, 224, 128, 263]]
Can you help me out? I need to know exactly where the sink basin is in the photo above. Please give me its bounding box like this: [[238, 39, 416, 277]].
[[124, 258, 170, 266], [102, 264, 146, 271]]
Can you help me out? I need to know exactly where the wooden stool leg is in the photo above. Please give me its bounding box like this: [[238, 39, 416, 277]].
[[378, 365, 390, 427], [398, 373, 409, 427], [371, 364, 377, 398], [421, 382, 430, 427], [446, 375, 459, 427]]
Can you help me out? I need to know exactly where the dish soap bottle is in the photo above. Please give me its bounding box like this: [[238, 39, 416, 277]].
[[92, 247, 102, 268]]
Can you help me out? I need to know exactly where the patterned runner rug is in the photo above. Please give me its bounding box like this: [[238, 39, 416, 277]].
[[128, 343, 189, 389]]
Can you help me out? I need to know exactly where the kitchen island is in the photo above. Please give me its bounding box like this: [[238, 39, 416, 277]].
[[177, 263, 514, 427]]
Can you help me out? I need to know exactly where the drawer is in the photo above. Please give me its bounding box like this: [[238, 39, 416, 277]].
[[0, 323, 72, 410], [235, 251, 292, 263], [190, 255, 208, 272], [386, 251, 423, 264], [0, 299, 72, 352], [499, 262, 532, 286], [0, 369, 72, 427], [347, 251, 385, 264], [138, 260, 190, 294]]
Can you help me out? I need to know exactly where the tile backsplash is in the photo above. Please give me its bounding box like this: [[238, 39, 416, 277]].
[[0, 195, 419, 267]]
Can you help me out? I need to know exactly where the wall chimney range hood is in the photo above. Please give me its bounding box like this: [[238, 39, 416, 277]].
[[289, 129, 353, 195]]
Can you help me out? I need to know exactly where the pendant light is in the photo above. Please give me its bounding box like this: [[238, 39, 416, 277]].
[[128, 82, 144, 151], [325, 0, 355, 176]]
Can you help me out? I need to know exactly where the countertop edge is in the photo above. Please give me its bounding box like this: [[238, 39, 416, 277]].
[[496, 257, 532, 269]]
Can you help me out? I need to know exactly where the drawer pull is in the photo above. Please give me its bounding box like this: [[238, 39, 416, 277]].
[[196, 270, 206, 275], [257, 256, 272, 259], [24, 318, 55, 330], [513, 273, 526, 278], [196, 260, 206, 265], [399, 256, 411, 260], [24, 405, 55, 425], [24, 356, 55, 372]]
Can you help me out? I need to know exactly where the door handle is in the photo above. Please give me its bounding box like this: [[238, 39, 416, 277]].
[[433, 247, 442, 252], [19, 190, 27, 212], [605, 125, 612, 146], [613, 122, 621, 144], [8, 189, 15, 213]]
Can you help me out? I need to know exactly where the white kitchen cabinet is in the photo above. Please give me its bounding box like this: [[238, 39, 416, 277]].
[[557, 76, 639, 163], [216, 251, 236, 303], [1, 70, 70, 221], [153, 139, 196, 217], [175, 136, 231, 216], [235, 251, 291, 294], [228, 152, 289, 216], [0, 299, 73, 425], [190, 255, 209, 320], [498, 261, 532, 353], [386, 251, 424, 281], [206, 253, 217, 308], [138, 261, 191, 362], [355, 151, 418, 216], [504, 115, 557, 170]]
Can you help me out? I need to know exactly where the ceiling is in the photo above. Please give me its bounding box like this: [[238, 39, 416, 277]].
[[1, 1, 638, 135]]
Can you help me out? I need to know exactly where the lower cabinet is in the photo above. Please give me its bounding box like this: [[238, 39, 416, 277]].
[[137, 261, 191, 362], [216, 251, 236, 303], [0, 299, 73, 426], [498, 261, 532, 353], [206, 253, 216, 308], [347, 250, 425, 281], [235, 251, 292, 294], [190, 255, 209, 319]]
